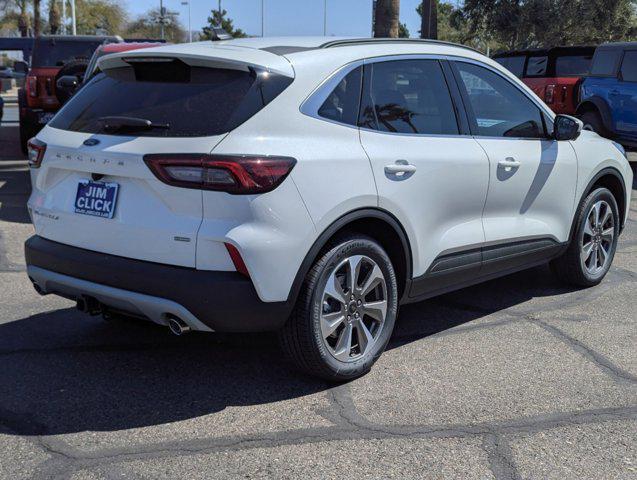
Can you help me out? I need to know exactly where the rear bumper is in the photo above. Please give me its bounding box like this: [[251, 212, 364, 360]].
[[24, 236, 293, 332]]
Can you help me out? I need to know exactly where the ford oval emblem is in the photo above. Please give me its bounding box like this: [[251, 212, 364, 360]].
[[83, 138, 100, 147]]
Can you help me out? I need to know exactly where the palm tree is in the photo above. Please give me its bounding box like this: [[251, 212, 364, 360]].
[[33, 0, 41, 36], [374, 0, 400, 38], [49, 0, 61, 34], [16, 0, 30, 36], [420, 0, 438, 39]]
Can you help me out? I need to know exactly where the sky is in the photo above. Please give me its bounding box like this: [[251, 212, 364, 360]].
[[125, 0, 435, 38]]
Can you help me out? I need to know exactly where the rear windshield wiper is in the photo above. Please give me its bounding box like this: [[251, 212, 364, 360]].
[[98, 116, 170, 133]]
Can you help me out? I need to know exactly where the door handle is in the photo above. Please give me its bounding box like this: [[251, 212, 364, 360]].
[[498, 157, 521, 169], [385, 160, 417, 175]]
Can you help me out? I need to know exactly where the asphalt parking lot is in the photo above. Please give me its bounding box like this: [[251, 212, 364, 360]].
[[0, 110, 636, 480]]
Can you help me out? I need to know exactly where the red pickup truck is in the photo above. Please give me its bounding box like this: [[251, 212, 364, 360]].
[[493, 46, 596, 115]]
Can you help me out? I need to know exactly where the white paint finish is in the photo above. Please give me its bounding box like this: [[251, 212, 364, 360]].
[[475, 138, 579, 243], [29, 127, 225, 268], [360, 132, 489, 276]]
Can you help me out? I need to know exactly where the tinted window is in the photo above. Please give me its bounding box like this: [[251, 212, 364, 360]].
[[590, 49, 621, 76], [620, 51, 637, 82], [455, 62, 545, 138], [50, 63, 293, 137], [32, 39, 104, 67], [526, 56, 548, 76], [555, 55, 593, 76], [360, 59, 458, 135], [318, 67, 362, 125], [494, 56, 526, 77]]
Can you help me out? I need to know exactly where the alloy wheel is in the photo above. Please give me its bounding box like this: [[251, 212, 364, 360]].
[[319, 255, 388, 362], [581, 200, 615, 276]]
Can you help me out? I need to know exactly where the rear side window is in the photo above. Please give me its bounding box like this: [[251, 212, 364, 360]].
[[494, 56, 526, 77], [555, 55, 593, 76], [590, 49, 621, 76], [32, 39, 104, 67], [526, 56, 548, 76], [359, 59, 459, 135], [49, 61, 293, 137], [318, 67, 362, 126], [455, 62, 545, 139], [620, 51, 637, 82]]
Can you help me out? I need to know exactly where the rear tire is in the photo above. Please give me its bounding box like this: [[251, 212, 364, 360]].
[[279, 235, 398, 382], [551, 187, 619, 287]]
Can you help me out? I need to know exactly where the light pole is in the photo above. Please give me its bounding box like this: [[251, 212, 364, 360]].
[[261, 0, 265, 37], [323, 0, 327, 36], [181, 1, 192, 42]]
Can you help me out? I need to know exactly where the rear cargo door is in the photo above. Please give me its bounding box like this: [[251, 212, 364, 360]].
[[29, 48, 293, 268]]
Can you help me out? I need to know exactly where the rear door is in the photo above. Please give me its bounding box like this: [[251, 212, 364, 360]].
[[451, 60, 578, 271], [358, 58, 490, 297], [30, 54, 291, 268]]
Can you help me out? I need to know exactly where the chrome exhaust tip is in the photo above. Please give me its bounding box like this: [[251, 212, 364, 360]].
[[167, 316, 191, 336]]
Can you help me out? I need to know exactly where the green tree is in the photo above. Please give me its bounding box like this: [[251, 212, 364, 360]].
[[48, 0, 61, 34], [125, 8, 185, 42], [398, 22, 410, 38], [462, 0, 637, 50], [201, 8, 246, 39], [74, 0, 126, 36]]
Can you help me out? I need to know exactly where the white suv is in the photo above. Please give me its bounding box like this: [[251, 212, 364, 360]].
[[25, 38, 633, 380]]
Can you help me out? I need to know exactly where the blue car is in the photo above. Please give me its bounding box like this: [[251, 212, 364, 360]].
[[577, 42, 637, 155]]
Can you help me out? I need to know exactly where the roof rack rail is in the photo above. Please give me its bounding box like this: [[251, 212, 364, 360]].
[[320, 38, 483, 55]]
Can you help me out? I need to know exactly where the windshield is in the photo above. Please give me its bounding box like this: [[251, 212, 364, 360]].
[[49, 62, 293, 137], [32, 39, 105, 67]]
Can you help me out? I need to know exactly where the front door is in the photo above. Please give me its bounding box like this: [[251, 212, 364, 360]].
[[452, 60, 578, 273]]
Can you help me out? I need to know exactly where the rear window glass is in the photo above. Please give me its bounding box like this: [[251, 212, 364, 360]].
[[32, 39, 105, 67], [49, 62, 293, 137], [494, 56, 526, 77], [526, 56, 548, 76], [590, 49, 621, 76], [318, 67, 362, 126], [555, 55, 593, 76]]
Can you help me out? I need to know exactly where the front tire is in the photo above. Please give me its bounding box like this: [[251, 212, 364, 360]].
[[279, 235, 398, 381], [551, 187, 619, 287]]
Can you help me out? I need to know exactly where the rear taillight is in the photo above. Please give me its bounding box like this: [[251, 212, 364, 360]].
[[144, 154, 296, 194], [27, 138, 47, 168], [545, 84, 556, 104], [26, 75, 38, 98]]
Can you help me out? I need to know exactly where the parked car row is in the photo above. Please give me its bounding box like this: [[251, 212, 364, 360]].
[[494, 42, 637, 160], [18, 35, 164, 153]]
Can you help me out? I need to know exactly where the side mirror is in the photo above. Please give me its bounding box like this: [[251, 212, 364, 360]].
[[56, 75, 80, 96], [553, 114, 583, 141], [13, 61, 28, 74]]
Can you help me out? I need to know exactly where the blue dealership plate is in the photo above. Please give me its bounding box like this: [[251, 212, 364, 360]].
[[74, 180, 119, 219]]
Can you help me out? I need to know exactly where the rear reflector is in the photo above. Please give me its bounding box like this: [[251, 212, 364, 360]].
[[144, 154, 296, 194], [27, 138, 47, 168], [224, 243, 250, 277]]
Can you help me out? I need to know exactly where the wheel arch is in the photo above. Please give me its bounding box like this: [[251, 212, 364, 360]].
[[570, 167, 628, 241], [576, 98, 614, 133], [287, 208, 413, 306]]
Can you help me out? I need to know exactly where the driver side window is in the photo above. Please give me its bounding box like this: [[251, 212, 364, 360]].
[[454, 62, 546, 139]]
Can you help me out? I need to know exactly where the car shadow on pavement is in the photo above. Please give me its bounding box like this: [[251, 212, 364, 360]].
[[0, 264, 582, 437], [0, 165, 31, 224]]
